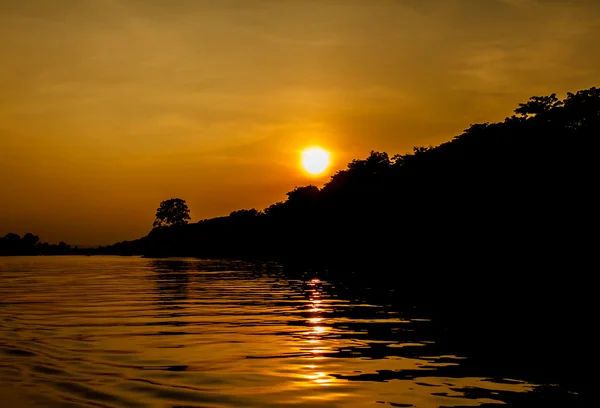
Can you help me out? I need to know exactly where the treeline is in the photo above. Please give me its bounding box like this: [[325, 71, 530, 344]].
[[143, 87, 597, 287], [0, 233, 147, 257], [6, 86, 598, 284], [0, 233, 86, 256]]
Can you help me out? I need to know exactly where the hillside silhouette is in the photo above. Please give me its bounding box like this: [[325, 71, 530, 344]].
[[9, 87, 597, 291], [120, 87, 596, 278]]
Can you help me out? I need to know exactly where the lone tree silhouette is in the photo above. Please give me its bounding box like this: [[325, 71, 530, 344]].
[[153, 198, 191, 228]]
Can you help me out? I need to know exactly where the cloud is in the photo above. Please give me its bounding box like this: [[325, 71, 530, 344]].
[[496, 0, 539, 8]]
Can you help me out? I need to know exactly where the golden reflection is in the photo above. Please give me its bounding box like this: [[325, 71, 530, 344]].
[[307, 371, 335, 385], [300, 277, 335, 387], [309, 298, 322, 314]]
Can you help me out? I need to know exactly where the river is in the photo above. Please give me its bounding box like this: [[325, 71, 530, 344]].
[[0, 256, 578, 407]]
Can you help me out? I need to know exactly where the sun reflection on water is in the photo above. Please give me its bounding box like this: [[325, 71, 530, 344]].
[[301, 277, 337, 390]]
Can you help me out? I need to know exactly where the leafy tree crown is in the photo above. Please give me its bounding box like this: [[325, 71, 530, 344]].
[[153, 198, 191, 228]]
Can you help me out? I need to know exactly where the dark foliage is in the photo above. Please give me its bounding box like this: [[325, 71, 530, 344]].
[[153, 198, 191, 228], [141, 87, 597, 283], [0, 233, 86, 255]]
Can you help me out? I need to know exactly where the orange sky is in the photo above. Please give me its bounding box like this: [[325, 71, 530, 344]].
[[1, 0, 599, 246]]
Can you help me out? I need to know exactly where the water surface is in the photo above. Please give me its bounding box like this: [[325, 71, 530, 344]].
[[1, 256, 549, 407]]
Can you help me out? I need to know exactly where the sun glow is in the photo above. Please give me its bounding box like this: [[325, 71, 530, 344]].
[[301, 147, 331, 175]]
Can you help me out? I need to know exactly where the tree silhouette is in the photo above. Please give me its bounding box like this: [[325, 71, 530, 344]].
[[0, 233, 82, 256], [136, 85, 598, 279], [153, 198, 191, 228], [514, 93, 563, 118], [22, 233, 39, 247]]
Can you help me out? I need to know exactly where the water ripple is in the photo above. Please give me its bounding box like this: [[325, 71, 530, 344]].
[[0, 256, 553, 407]]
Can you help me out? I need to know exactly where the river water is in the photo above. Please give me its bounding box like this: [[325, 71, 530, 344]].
[[0, 256, 569, 407]]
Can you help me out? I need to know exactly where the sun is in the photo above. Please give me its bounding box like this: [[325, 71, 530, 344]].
[[301, 147, 331, 175]]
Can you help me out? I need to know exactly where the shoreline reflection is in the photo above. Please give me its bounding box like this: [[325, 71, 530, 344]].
[[0, 257, 577, 408]]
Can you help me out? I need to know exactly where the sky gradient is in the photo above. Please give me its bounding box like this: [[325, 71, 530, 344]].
[[1, 0, 599, 245]]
